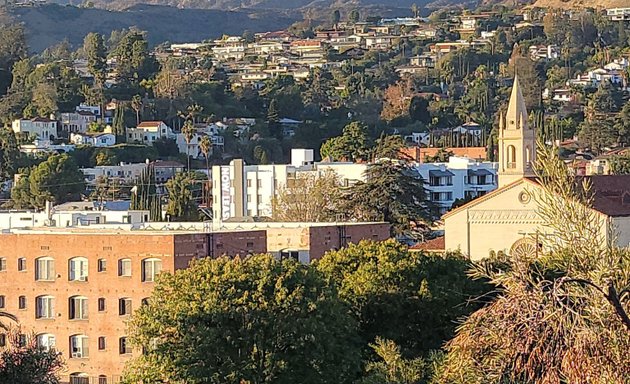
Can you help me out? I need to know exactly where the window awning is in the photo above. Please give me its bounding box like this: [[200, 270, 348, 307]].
[[468, 169, 493, 177], [429, 170, 455, 177]]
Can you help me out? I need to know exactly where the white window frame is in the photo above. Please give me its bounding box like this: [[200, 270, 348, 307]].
[[70, 336, 89, 359], [118, 258, 131, 277], [36, 295, 55, 319], [69, 296, 88, 320], [142, 258, 162, 282], [36, 257, 55, 281], [37, 333, 56, 351], [69, 257, 88, 281]]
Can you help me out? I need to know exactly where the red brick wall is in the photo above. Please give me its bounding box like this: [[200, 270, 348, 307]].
[[0, 230, 267, 383], [308, 223, 391, 261]]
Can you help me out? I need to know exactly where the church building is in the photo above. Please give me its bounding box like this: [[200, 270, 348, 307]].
[[443, 76, 630, 260]]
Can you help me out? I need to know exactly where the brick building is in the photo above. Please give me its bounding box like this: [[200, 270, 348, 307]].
[[0, 220, 390, 383], [0, 228, 266, 383]]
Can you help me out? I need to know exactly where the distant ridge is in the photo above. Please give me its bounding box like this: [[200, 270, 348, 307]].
[[532, 0, 628, 9], [10, 3, 296, 52]]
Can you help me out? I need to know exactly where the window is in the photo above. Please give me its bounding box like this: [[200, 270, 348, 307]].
[[69, 296, 88, 320], [119, 298, 132, 316], [0, 334, 5, 347], [98, 336, 106, 350], [0, 295, 4, 309], [507, 145, 516, 169], [69, 336, 89, 358], [18, 257, 26, 272], [18, 296, 26, 309], [98, 298, 106, 312], [36, 296, 55, 319], [98, 375, 108, 384], [257, 194, 262, 202], [69, 257, 88, 281], [119, 337, 132, 354], [69, 373, 89, 384], [97, 259, 107, 272], [36, 257, 55, 281], [18, 334, 26, 347], [37, 333, 56, 351], [118, 258, 131, 277], [142, 258, 162, 282], [0, 257, 6, 271]]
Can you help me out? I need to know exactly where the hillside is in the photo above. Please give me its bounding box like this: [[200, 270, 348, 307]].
[[532, 0, 628, 9], [10, 3, 296, 52], [47, 0, 433, 11]]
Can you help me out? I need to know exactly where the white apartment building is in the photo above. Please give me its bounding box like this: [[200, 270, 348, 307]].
[[126, 121, 174, 145], [12, 117, 58, 141], [212, 150, 498, 222], [60, 111, 97, 134], [70, 132, 116, 147], [416, 156, 498, 213]]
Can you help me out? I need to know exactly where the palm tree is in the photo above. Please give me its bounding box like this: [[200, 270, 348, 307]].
[[0, 311, 17, 331], [182, 120, 196, 172], [199, 135, 212, 207], [131, 94, 143, 125]]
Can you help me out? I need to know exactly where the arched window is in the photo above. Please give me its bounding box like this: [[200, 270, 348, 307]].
[[69, 335, 89, 358], [69, 372, 89, 384], [36, 333, 56, 351], [526, 146, 531, 167], [69, 296, 88, 320], [35, 295, 55, 319], [118, 258, 131, 277], [68, 257, 88, 281], [142, 258, 162, 282], [35, 257, 55, 281], [507, 145, 517, 169]]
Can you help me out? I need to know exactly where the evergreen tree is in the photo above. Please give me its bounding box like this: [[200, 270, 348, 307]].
[[83, 32, 107, 86], [267, 98, 282, 140], [340, 159, 434, 240], [130, 165, 161, 221], [165, 171, 199, 222]]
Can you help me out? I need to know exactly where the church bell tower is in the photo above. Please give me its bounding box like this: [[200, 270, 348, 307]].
[[498, 74, 536, 188]]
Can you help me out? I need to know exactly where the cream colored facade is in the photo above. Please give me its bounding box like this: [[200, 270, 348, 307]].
[[444, 76, 630, 260]]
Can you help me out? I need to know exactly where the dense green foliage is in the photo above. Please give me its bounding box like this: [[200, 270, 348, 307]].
[[124, 240, 488, 383], [10, 154, 85, 208], [124, 254, 362, 384], [316, 240, 489, 357]]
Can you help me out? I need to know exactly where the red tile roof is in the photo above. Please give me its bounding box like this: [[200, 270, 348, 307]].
[[411, 236, 445, 252]]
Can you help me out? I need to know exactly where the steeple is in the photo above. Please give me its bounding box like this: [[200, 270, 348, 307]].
[[505, 73, 528, 131], [497, 75, 536, 188]]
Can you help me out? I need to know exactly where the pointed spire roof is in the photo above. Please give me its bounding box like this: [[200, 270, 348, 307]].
[[505, 74, 528, 129]]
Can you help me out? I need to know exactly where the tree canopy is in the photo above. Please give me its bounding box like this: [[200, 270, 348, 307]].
[[124, 254, 361, 384]]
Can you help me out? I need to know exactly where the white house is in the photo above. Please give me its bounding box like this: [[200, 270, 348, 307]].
[[176, 132, 203, 158], [607, 7, 630, 21], [12, 118, 58, 141], [126, 121, 174, 145], [81, 162, 148, 186], [70, 132, 116, 147]]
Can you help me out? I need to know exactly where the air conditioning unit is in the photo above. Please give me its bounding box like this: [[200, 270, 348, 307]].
[[78, 275, 88, 282], [71, 351, 83, 358]]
